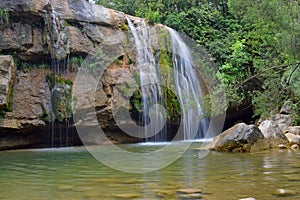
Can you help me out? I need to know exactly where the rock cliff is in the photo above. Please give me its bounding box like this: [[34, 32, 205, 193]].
[[0, 0, 144, 149]]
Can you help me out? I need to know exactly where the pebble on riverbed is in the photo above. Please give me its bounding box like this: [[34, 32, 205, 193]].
[[178, 193, 202, 199], [177, 188, 203, 199], [156, 190, 175, 197], [177, 188, 202, 194], [113, 193, 142, 199], [272, 189, 297, 197]]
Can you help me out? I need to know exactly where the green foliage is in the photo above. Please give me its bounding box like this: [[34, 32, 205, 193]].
[[129, 87, 181, 121], [46, 75, 73, 91], [69, 56, 85, 65], [227, 0, 300, 120], [284, 64, 300, 124], [47, 75, 73, 122], [162, 86, 181, 121], [120, 23, 129, 31], [119, 85, 131, 97], [19, 62, 48, 71], [130, 90, 142, 113], [217, 39, 251, 107], [0, 8, 9, 24], [0, 110, 5, 118], [251, 77, 284, 118], [144, 9, 161, 24]]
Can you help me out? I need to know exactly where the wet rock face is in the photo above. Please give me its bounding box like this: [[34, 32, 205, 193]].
[[0, 23, 33, 52], [206, 123, 264, 152], [0, 0, 143, 149], [6, 69, 53, 128], [0, 55, 16, 110], [0, 0, 127, 62], [51, 83, 72, 122]]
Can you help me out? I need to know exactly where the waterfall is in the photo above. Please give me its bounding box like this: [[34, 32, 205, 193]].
[[126, 18, 167, 141], [126, 18, 209, 141], [167, 27, 209, 140]]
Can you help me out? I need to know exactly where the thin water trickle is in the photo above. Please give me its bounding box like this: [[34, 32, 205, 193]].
[[46, 0, 73, 147]]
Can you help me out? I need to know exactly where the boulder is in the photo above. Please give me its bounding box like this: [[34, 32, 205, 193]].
[[270, 114, 293, 131], [258, 120, 289, 147], [285, 133, 300, 145], [206, 123, 264, 152], [258, 120, 286, 139], [0, 55, 16, 110], [284, 126, 300, 135], [290, 144, 299, 151]]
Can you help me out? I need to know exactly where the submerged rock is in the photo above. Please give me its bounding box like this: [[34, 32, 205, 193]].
[[113, 193, 141, 199], [178, 193, 202, 199], [177, 188, 202, 200], [206, 123, 264, 152], [156, 190, 175, 197], [177, 188, 202, 194], [272, 189, 297, 197]]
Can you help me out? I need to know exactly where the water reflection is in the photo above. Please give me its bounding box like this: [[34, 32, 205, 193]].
[[0, 146, 299, 199]]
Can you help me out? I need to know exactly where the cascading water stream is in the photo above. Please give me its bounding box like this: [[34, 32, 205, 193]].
[[167, 27, 209, 140], [126, 18, 209, 141], [126, 18, 167, 141]]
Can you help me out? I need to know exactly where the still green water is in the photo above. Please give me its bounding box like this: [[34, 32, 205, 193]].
[[0, 143, 299, 200]]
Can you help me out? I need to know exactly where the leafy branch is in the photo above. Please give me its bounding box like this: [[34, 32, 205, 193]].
[[234, 62, 300, 89]]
